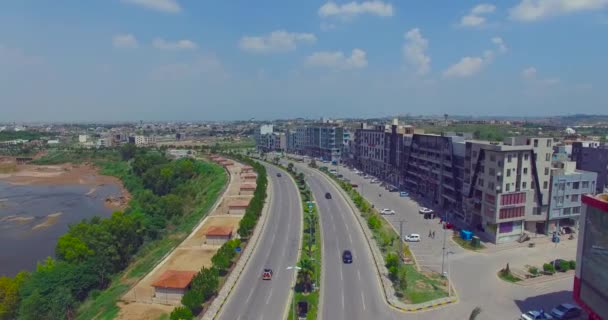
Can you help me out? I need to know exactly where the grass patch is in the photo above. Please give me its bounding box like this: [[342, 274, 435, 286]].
[[76, 159, 227, 320], [452, 234, 485, 251], [498, 270, 521, 283], [321, 170, 449, 304], [287, 291, 319, 320], [32, 149, 121, 165]]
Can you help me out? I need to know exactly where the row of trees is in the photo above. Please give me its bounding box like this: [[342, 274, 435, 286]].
[[170, 153, 267, 319], [0, 148, 223, 320]]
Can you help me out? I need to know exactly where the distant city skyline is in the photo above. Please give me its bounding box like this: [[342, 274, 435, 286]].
[[1, 0, 607, 121]]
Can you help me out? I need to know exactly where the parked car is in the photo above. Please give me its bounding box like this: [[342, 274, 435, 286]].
[[276, 173, 282, 177], [443, 222, 454, 229], [419, 207, 433, 214], [404, 234, 421, 242], [388, 185, 399, 192], [329, 169, 337, 174], [351, 183, 359, 188], [380, 208, 395, 215], [370, 179, 380, 183], [520, 310, 553, 320], [550, 303, 582, 319], [262, 268, 273, 280], [363, 174, 371, 179], [342, 250, 353, 263], [325, 192, 332, 199], [399, 191, 409, 197]]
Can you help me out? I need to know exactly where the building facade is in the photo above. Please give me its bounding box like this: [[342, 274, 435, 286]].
[[572, 142, 608, 193]]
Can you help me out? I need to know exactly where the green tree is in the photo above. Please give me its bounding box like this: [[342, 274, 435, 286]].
[[309, 159, 317, 168], [170, 306, 194, 320], [287, 162, 294, 172], [190, 267, 219, 301], [181, 290, 204, 314], [55, 234, 94, 263], [119, 143, 137, 160], [0, 272, 29, 320]]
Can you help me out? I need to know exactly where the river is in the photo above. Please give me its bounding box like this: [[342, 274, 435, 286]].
[[0, 181, 122, 277]]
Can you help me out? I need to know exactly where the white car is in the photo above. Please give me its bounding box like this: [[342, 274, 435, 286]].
[[404, 234, 421, 242], [419, 207, 433, 214], [370, 179, 380, 183], [380, 208, 395, 215]]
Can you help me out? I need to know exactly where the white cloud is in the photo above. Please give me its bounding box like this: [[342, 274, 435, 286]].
[[112, 34, 138, 49], [318, 1, 394, 19], [306, 48, 368, 69], [521, 66, 559, 85], [239, 30, 317, 53], [153, 38, 197, 51], [492, 37, 507, 53], [122, 0, 181, 13], [443, 57, 484, 78], [460, 3, 496, 27], [403, 28, 430, 75], [443, 37, 506, 78], [509, 0, 608, 21]]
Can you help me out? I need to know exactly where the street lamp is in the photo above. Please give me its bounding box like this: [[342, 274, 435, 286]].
[[287, 265, 302, 320], [444, 250, 455, 297]]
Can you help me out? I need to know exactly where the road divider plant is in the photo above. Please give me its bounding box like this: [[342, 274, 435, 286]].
[[320, 169, 449, 304], [169, 153, 267, 318]]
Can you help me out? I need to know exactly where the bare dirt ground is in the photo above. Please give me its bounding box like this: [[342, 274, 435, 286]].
[[119, 161, 246, 315]]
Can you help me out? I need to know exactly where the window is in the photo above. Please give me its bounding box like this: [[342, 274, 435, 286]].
[[547, 140, 552, 147], [534, 139, 539, 147], [582, 181, 589, 189], [545, 167, 549, 175], [479, 179, 484, 187], [524, 153, 529, 161], [523, 168, 528, 175], [489, 182, 495, 190], [546, 153, 550, 161], [571, 194, 579, 202], [490, 154, 496, 162], [506, 169, 511, 177], [489, 168, 495, 176], [507, 154, 513, 163], [573, 207, 581, 214], [564, 207, 572, 215], [543, 181, 548, 189], [522, 182, 527, 189], [505, 183, 510, 191], [573, 182, 580, 189]]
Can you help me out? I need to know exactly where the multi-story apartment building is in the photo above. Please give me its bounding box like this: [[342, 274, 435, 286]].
[[547, 160, 597, 234], [571, 142, 608, 193], [402, 133, 467, 215], [134, 135, 156, 147], [354, 124, 387, 178], [462, 137, 553, 243], [300, 124, 344, 161]]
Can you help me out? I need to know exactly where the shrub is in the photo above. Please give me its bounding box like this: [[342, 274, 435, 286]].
[[528, 266, 539, 276], [559, 260, 570, 272], [367, 215, 381, 230], [543, 263, 555, 274], [181, 290, 204, 314], [170, 306, 193, 320], [569, 260, 576, 270]]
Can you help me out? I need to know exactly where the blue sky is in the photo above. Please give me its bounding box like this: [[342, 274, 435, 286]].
[[1, 0, 607, 122]]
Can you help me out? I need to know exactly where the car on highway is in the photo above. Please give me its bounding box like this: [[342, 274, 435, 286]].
[[325, 192, 332, 199], [399, 191, 409, 197], [549, 303, 582, 319], [419, 207, 434, 214], [380, 208, 395, 215], [404, 234, 421, 242], [342, 250, 353, 263], [262, 268, 273, 280], [276, 173, 282, 177], [520, 310, 553, 320]]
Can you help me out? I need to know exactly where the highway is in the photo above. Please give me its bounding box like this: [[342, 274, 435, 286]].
[[295, 164, 394, 320], [218, 164, 302, 320]]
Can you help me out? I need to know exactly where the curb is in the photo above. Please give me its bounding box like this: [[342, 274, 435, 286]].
[[203, 162, 273, 320], [314, 168, 459, 313]]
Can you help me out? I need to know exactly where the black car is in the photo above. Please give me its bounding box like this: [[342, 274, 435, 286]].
[[550, 303, 582, 319], [342, 250, 353, 263], [276, 173, 282, 177], [325, 192, 332, 199]]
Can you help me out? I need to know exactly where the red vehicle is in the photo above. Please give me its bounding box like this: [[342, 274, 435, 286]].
[[443, 222, 454, 229], [351, 183, 358, 188], [262, 268, 273, 280]]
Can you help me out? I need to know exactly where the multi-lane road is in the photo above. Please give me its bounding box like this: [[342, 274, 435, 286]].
[[295, 164, 396, 320], [218, 164, 301, 320]]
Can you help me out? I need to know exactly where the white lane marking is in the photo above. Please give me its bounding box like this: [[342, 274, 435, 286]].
[[361, 291, 367, 310], [245, 289, 254, 305], [358, 269, 361, 282], [348, 232, 353, 244], [340, 267, 343, 282], [265, 287, 273, 305], [344, 221, 350, 233], [341, 294, 345, 310]]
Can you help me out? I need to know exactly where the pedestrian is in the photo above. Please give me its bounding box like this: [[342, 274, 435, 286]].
[[429, 230, 432, 238], [432, 231, 435, 239]]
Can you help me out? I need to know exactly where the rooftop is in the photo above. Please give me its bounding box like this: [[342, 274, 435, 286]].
[[151, 270, 197, 289], [205, 226, 233, 237], [228, 199, 251, 207], [240, 183, 256, 190]]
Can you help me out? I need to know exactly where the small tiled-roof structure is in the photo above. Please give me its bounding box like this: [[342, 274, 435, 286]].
[[241, 172, 257, 178], [241, 165, 254, 172], [205, 226, 233, 237], [240, 183, 256, 190], [151, 270, 197, 289], [228, 199, 251, 208], [221, 161, 234, 167]]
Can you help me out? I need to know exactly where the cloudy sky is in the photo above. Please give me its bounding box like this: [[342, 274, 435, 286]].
[[1, 0, 607, 121]]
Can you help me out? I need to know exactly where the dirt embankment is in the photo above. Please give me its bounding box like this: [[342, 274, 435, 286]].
[[0, 160, 131, 210]]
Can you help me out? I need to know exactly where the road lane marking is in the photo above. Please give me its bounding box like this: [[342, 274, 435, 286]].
[[341, 295, 345, 310], [265, 288, 273, 305], [361, 292, 367, 310], [358, 269, 361, 282], [245, 289, 254, 305], [348, 232, 353, 244]]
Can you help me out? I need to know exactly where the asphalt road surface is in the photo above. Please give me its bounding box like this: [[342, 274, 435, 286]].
[[218, 164, 302, 320], [296, 164, 394, 320]]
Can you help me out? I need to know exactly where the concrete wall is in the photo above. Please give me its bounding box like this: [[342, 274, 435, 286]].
[[153, 287, 187, 305], [206, 235, 230, 245]]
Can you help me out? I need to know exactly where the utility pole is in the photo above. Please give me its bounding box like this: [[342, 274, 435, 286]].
[[441, 211, 447, 276], [399, 220, 404, 265]]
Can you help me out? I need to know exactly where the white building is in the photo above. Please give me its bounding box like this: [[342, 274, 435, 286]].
[[135, 135, 156, 147], [78, 135, 88, 143]]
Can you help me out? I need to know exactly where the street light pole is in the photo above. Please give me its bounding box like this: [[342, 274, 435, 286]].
[[287, 266, 302, 320], [441, 211, 448, 275]]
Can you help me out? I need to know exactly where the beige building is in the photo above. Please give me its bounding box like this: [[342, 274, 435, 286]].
[[227, 200, 250, 214], [239, 183, 256, 195], [204, 226, 233, 245], [151, 270, 197, 304], [463, 137, 553, 243]]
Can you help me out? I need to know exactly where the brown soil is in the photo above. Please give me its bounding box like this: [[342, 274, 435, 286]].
[[116, 302, 173, 320]]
